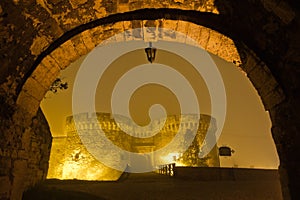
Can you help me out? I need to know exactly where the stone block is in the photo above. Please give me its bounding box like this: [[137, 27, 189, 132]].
[[239, 50, 259, 74], [260, 75, 279, 97], [30, 141, 39, 149], [10, 110, 31, 133], [50, 40, 78, 70], [11, 150, 18, 159], [100, 22, 124, 44], [112, 22, 124, 41], [41, 143, 50, 153], [57, 11, 82, 31], [128, 0, 143, 10], [248, 63, 273, 90], [143, 20, 158, 42], [92, 0, 106, 18], [263, 87, 285, 110], [141, 0, 153, 9], [70, 35, 89, 57], [225, 45, 241, 65], [80, 30, 96, 52], [103, 0, 117, 13], [40, 55, 61, 76], [36, 169, 44, 179], [69, 0, 88, 9], [153, 0, 170, 8], [30, 35, 50, 56], [176, 20, 189, 42], [216, 36, 238, 63], [122, 21, 132, 41], [100, 26, 117, 44], [271, 125, 285, 145], [198, 26, 210, 49], [16, 92, 40, 116], [206, 30, 223, 55], [160, 20, 177, 42], [169, 0, 190, 10], [186, 23, 201, 46], [0, 149, 10, 158], [13, 160, 28, 176], [163, 20, 178, 30], [40, 72, 60, 94], [118, 0, 129, 3], [30, 64, 49, 84], [0, 157, 11, 175], [22, 77, 47, 102], [273, 1, 295, 24], [0, 176, 11, 199], [27, 162, 39, 170], [130, 20, 143, 37], [117, 3, 130, 13], [88, 26, 104, 45], [18, 150, 28, 159]]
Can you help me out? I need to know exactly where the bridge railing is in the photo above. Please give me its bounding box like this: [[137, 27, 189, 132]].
[[156, 163, 176, 177]]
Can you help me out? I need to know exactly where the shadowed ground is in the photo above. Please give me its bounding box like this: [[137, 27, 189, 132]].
[[23, 168, 282, 200]]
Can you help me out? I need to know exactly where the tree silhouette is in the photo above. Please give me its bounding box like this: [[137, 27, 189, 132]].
[[49, 78, 68, 94], [178, 129, 210, 167]]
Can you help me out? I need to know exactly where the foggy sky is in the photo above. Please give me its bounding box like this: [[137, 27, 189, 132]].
[[41, 42, 279, 169]]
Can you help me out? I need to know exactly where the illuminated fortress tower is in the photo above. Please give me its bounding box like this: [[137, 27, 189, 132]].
[[48, 113, 220, 180]]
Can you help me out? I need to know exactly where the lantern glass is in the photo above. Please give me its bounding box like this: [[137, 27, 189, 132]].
[[145, 44, 156, 63]]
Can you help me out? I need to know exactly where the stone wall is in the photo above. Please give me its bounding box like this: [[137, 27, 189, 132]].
[[46, 137, 66, 179], [48, 113, 219, 180], [0, 108, 52, 200], [0, 0, 299, 199]]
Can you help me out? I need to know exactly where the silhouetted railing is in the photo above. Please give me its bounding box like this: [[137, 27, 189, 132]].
[[156, 163, 176, 177]]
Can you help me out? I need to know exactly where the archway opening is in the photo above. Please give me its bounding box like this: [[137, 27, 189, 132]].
[[40, 39, 279, 181], [16, 17, 285, 200], [1, 0, 297, 198]]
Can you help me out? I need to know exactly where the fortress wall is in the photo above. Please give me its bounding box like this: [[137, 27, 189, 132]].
[[48, 113, 220, 180]]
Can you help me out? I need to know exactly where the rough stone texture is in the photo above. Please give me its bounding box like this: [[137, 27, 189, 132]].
[[0, 108, 52, 200], [18, 20, 241, 116], [0, 0, 299, 199]]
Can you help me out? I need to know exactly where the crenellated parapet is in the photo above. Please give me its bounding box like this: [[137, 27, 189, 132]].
[[48, 112, 220, 180], [65, 112, 216, 138]]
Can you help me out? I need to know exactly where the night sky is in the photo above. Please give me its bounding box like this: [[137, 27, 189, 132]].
[[41, 41, 279, 169]]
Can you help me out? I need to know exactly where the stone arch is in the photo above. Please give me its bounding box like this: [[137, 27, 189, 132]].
[[20, 17, 287, 196], [1, 1, 299, 199], [17, 17, 286, 196], [17, 18, 284, 121]]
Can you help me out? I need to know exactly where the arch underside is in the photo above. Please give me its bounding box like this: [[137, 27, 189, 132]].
[[1, 1, 298, 199], [18, 18, 284, 119]]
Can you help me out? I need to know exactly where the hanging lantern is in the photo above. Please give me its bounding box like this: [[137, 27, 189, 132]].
[[145, 42, 156, 63]]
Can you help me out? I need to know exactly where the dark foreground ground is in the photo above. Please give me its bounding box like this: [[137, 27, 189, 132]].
[[23, 168, 283, 200]]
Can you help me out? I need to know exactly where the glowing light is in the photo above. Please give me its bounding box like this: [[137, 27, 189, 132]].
[[160, 153, 186, 166], [161, 153, 179, 163], [47, 113, 220, 180]]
